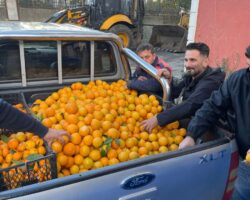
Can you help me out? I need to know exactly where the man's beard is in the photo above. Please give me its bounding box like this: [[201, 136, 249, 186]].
[[184, 69, 196, 76]]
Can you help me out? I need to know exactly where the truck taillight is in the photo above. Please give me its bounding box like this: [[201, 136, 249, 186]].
[[222, 151, 239, 200]]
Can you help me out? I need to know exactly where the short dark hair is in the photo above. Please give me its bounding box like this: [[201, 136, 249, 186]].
[[245, 46, 250, 58], [136, 43, 155, 54], [186, 42, 210, 57]]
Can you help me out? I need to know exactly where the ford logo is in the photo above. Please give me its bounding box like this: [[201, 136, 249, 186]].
[[121, 173, 155, 190]]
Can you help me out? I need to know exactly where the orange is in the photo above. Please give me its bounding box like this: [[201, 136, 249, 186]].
[[62, 169, 70, 176], [83, 135, 93, 146], [42, 118, 53, 128], [89, 150, 101, 161], [57, 154, 68, 166], [38, 146, 46, 155], [174, 135, 183, 145], [92, 137, 103, 148], [83, 157, 94, 170], [158, 137, 168, 146], [66, 124, 79, 134], [90, 119, 101, 130], [129, 151, 139, 160], [71, 133, 82, 145], [106, 128, 119, 139], [51, 141, 63, 153], [100, 157, 109, 166], [138, 147, 148, 156], [74, 154, 84, 165], [65, 102, 78, 114], [45, 107, 56, 117], [178, 128, 187, 137], [65, 156, 75, 169], [79, 125, 91, 137], [79, 145, 90, 157], [12, 152, 22, 161], [7, 138, 19, 150], [108, 158, 119, 165], [169, 144, 178, 151], [65, 114, 79, 124], [16, 132, 26, 142], [118, 151, 129, 162], [159, 146, 168, 153], [101, 121, 112, 131], [70, 165, 80, 175], [63, 143, 76, 156], [93, 161, 103, 169], [92, 130, 102, 138], [107, 149, 118, 159], [25, 140, 36, 150]]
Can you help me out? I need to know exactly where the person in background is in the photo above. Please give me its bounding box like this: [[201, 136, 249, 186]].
[[0, 98, 69, 146], [179, 45, 250, 200], [141, 42, 225, 133], [127, 43, 172, 96]]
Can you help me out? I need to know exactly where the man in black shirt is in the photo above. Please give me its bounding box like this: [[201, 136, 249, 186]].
[[141, 42, 225, 132], [179, 46, 250, 200], [0, 98, 69, 146]]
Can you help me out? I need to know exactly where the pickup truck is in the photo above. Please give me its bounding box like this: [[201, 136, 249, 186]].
[[0, 22, 238, 200]]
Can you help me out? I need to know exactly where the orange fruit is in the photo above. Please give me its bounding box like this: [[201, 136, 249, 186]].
[[65, 102, 78, 114], [79, 145, 90, 157], [25, 140, 36, 150], [71, 133, 82, 145], [7, 138, 19, 150], [63, 143, 76, 156], [106, 128, 119, 139], [92, 137, 103, 148], [57, 154, 68, 166], [79, 125, 91, 137], [83, 135, 93, 146], [107, 149, 118, 159], [52, 141, 63, 153], [38, 146, 46, 155], [16, 132, 26, 142], [74, 154, 84, 165], [42, 118, 53, 128], [89, 150, 101, 161], [118, 151, 129, 162], [83, 157, 94, 169]]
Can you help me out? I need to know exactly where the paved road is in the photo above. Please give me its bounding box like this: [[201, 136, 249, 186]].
[[157, 51, 185, 78]]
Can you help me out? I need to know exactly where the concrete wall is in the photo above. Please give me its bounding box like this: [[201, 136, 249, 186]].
[[19, 8, 58, 22], [195, 0, 250, 71]]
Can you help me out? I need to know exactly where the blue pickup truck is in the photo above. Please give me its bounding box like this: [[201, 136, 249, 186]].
[[0, 22, 238, 200]]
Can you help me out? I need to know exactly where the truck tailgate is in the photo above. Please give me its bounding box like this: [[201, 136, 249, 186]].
[[2, 139, 235, 200]]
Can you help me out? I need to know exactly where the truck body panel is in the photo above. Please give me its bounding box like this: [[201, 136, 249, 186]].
[[0, 22, 238, 200]]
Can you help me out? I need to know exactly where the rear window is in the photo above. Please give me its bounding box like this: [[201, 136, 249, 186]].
[[0, 40, 117, 84], [0, 41, 21, 82], [24, 41, 58, 81]]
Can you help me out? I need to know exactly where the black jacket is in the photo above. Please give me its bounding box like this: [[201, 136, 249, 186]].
[[188, 67, 250, 158], [157, 67, 225, 126], [0, 99, 48, 137]]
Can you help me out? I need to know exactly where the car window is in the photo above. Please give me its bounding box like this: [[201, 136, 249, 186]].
[[24, 41, 58, 81], [94, 42, 116, 76], [0, 41, 21, 82], [62, 41, 90, 78]]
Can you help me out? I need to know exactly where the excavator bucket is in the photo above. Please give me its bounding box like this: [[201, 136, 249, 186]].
[[149, 25, 187, 53]]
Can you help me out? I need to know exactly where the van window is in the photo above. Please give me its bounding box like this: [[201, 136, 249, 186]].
[[0, 41, 21, 82], [24, 41, 58, 81], [62, 41, 90, 78], [94, 42, 116, 76]]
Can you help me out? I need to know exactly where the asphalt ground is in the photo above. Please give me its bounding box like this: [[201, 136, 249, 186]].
[[157, 51, 185, 78]]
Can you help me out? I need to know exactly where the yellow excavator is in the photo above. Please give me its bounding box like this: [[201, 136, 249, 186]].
[[46, 0, 144, 49], [149, 9, 189, 52]]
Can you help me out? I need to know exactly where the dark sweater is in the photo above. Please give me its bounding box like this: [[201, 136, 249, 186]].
[[188, 67, 250, 158], [157, 67, 225, 126], [0, 99, 48, 137]]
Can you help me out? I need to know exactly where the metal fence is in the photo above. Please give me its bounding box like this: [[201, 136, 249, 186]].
[[144, 0, 191, 15], [17, 0, 85, 9], [0, 0, 5, 7]]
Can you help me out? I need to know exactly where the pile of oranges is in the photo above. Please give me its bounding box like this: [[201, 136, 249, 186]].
[[31, 80, 186, 177]]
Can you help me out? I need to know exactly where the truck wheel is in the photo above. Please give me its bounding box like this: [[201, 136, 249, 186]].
[[109, 24, 135, 49]]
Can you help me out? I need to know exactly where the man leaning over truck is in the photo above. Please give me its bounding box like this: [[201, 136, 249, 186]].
[[179, 45, 250, 200], [141, 42, 225, 132], [127, 43, 172, 96], [0, 98, 69, 147]]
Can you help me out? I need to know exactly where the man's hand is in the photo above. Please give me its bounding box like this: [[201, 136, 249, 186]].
[[179, 136, 195, 149], [43, 128, 70, 147], [138, 76, 148, 81], [157, 69, 171, 80], [140, 116, 158, 133]]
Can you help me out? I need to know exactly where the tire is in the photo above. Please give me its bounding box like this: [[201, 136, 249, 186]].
[[109, 24, 136, 49]]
